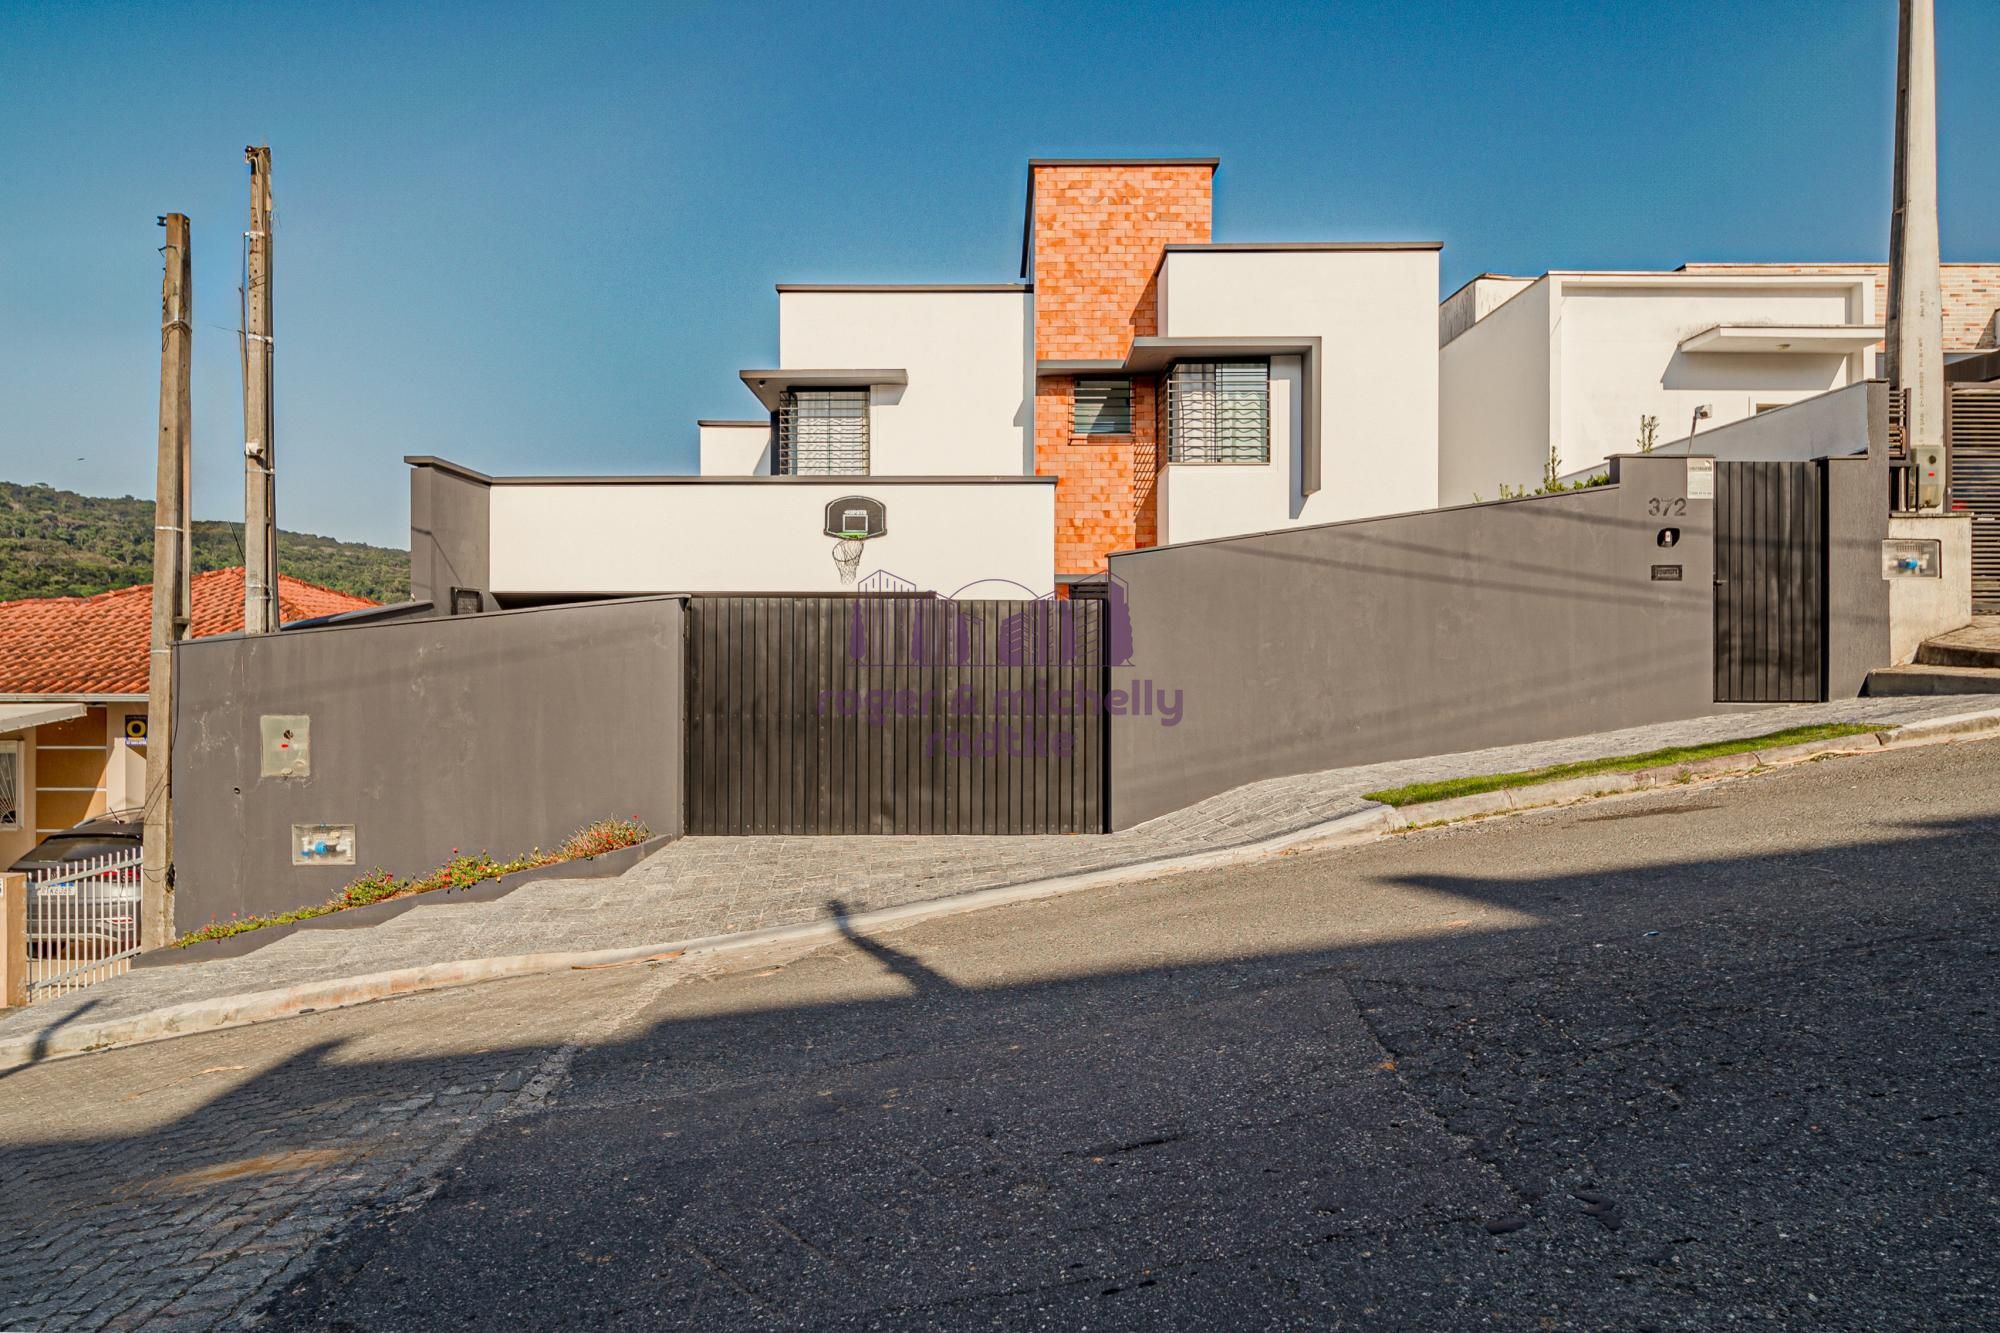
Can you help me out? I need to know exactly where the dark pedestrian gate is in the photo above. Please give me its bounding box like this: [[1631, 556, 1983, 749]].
[[1712, 460, 1826, 703], [684, 595, 1110, 835]]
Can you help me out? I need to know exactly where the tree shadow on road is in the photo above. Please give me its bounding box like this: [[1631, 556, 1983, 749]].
[[0, 996, 104, 1083], [826, 894, 957, 996]]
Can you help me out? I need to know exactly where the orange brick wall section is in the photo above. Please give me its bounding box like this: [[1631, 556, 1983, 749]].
[[1032, 163, 1214, 577]]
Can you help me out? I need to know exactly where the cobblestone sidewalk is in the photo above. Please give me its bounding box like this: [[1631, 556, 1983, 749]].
[[0, 965, 668, 1331], [0, 695, 1981, 1057]]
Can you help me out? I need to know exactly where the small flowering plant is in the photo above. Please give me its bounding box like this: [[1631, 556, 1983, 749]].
[[560, 817, 651, 861]]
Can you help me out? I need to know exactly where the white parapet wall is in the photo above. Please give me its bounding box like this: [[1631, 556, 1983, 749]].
[[698, 421, 772, 475], [1156, 246, 1441, 532], [487, 478, 1056, 597], [776, 288, 1033, 476]]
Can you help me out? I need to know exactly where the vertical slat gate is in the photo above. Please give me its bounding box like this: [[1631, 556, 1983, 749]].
[[25, 848, 145, 1002], [684, 595, 1110, 835], [1713, 460, 1826, 703], [1948, 385, 2000, 612]]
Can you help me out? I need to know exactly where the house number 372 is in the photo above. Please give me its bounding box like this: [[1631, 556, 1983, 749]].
[[1648, 497, 1687, 516]]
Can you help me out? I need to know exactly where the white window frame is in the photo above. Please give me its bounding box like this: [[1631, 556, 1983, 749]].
[[0, 739, 22, 831]]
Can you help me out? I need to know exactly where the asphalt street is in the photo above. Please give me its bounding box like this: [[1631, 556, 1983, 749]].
[[255, 739, 2000, 1329], [6, 739, 1996, 1329]]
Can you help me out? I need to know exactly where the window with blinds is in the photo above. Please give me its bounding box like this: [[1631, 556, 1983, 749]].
[[778, 388, 870, 475], [1073, 379, 1133, 435], [1166, 360, 1271, 464]]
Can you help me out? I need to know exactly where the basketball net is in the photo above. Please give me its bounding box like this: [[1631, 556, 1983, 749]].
[[832, 537, 866, 584]]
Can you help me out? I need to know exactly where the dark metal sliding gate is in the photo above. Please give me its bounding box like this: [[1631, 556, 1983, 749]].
[[1712, 460, 1826, 703], [684, 596, 1109, 835]]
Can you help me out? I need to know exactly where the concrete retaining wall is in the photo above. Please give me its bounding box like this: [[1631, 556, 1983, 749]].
[[172, 597, 685, 929], [1106, 454, 1722, 827]]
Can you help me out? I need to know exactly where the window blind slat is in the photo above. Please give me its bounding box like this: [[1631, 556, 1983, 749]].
[[780, 388, 870, 474]]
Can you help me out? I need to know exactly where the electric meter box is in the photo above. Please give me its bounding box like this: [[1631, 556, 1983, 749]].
[[260, 714, 311, 779], [291, 823, 356, 866], [1913, 444, 1946, 511], [1881, 538, 1942, 579]]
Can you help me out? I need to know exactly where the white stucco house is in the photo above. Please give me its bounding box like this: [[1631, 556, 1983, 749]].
[[407, 157, 1445, 605], [1438, 269, 1881, 504], [1440, 266, 1872, 504]]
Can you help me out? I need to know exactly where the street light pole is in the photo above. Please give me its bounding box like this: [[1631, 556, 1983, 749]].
[[143, 214, 192, 950], [1887, 0, 1946, 510]]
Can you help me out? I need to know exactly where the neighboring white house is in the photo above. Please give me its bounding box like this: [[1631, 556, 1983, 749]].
[[1438, 270, 1879, 505]]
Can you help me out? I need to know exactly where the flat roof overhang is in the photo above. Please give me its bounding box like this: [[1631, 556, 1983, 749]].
[[1162, 241, 1444, 254], [0, 701, 89, 733], [1677, 324, 1885, 354], [1034, 335, 1326, 496], [738, 368, 908, 413]]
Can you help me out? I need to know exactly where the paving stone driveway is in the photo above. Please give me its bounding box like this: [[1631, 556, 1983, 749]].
[[0, 695, 1979, 1056]]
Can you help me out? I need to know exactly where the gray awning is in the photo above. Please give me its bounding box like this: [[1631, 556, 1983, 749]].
[[738, 369, 908, 413], [0, 702, 88, 735]]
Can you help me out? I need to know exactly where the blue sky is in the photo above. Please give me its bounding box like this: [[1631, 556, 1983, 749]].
[[2, 0, 1996, 550]]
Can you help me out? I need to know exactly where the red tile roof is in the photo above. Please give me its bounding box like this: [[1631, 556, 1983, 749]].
[[0, 569, 377, 697]]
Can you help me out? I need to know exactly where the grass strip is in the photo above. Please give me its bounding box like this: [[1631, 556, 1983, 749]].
[[1362, 722, 1883, 808]]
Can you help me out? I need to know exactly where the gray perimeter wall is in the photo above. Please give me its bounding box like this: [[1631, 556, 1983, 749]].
[[410, 461, 492, 607], [1107, 454, 1720, 828], [173, 597, 684, 927], [1827, 453, 1891, 696]]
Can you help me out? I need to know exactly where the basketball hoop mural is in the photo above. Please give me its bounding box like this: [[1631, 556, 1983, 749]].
[[824, 495, 887, 584]]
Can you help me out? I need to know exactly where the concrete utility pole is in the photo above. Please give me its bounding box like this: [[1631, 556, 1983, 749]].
[[144, 214, 193, 950], [243, 145, 280, 632], [1887, 0, 1946, 508]]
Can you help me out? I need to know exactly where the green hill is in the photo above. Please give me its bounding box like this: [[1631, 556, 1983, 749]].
[[0, 481, 409, 603]]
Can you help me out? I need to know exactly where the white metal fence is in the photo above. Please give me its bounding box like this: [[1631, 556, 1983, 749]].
[[25, 848, 145, 1002]]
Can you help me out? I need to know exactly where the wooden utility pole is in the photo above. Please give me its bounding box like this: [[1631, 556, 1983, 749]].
[[243, 145, 280, 632], [1887, 0, 1946, 508], [144, 214, 193, 950]]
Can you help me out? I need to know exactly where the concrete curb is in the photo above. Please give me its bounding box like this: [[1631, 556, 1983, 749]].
[[0, 805, 1399, 1072], [9, 709, 2000, 1071], [1871, 706, 2000, 747]]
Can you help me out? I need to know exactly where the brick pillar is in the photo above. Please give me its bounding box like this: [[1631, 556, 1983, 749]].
[[1030, 162, 1214, 577]]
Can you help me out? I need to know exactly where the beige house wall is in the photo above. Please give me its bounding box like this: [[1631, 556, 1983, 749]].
[[33, 707, 111, 837], [104, 705, 148, 813]]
